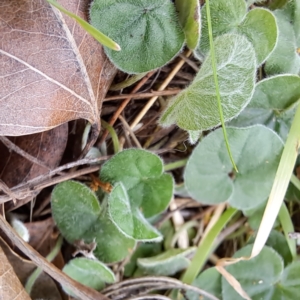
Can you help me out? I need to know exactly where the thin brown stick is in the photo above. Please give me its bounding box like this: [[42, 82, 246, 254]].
[[0, 165, 100, 204], [103, 89, 180, 101], [118, 115, 142, 148], [0, 136, 50, 170], [0, 214, 109, 300], [99, 70, 156, 144], [0, 180, 17, 204]]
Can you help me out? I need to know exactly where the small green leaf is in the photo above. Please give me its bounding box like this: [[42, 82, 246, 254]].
[[186, 268, 222, 300], [237, 8, 278, 65], [160, 33, 256, 131], [47, 0, 120, 51], [175, 0, 201, 50], [137, 247, 196, 276], [90, 0, 185, 73], [51, 181, 101, 243], [100, 149, 173, 218], [196, 0, 246, 57], [265, 8, 300, 75], [108, 183, 162, 241], [196, 1, 277, 66], [229, 75, 300, 141], [188, 130, 201, 144], [222, 245, 284, 300], [51, 181, 135, 263], [184, 126, 283, 210], [62, 258, 115, 294]]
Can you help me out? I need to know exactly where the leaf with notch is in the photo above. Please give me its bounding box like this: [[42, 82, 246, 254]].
[[90, 0, 185, 73], [100, 149, 173, 218], [184, 126, 283, 211], [160, 34, 256, 131]]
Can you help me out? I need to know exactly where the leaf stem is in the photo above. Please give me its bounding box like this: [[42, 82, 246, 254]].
[[205, 0, 238, 172]]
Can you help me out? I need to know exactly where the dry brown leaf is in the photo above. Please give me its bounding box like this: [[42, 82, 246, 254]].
[[0, 124, 68, 211], [0, 243, 31, 300], [0, 0, 115, 136], [0, 238, 63, 300]]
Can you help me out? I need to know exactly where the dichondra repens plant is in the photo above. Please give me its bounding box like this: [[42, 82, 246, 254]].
[[48, 0, 300, 299]]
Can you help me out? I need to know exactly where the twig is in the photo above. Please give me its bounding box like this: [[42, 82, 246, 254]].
[[99, 71, 156, 144], [104, 89, 180, 101], [0, 214, 109, 300], [0, 180, 17, 204], [0, 136, 50, 170], [118, 115, 142, 148], [129, 50, 192, 131]]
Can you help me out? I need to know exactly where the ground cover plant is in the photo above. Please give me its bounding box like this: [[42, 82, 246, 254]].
[[0, 0, 300, 299]]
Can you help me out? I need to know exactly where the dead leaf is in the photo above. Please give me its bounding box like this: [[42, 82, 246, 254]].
[[0, 238, 62, 300], [0, 124, 68, 211], [0, 243, 31, 300], [0, 0, 116, 136]]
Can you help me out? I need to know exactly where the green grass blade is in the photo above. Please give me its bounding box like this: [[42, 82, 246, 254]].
[[47, 0, 120, 51], [181, 207, 238, 284], [205, 0, 238, 172]]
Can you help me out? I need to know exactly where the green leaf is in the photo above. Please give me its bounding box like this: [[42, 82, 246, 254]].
[[47, 0, 120, 51], [188, 130, 201, 144], [222, 245, 284, 300], [237, 8, 278, 65], [51, 181, 101, 243], [137, 247, 196, 276], [229, 75, 300, 141], [51, 181, 135, 263], [62, 258, 115, 294], [160, 33, 256, 131], [108, 183, 162, 241], [279, 261, 300, 299], [100, 149, 173, 218], [90, 0, 185, 73], [196, 1, 277, 65], [175, 0, 201, 50], [186, 268, 222, 300], [196, 0, 246, 58], [265, 8, 300, 75], [184, 126, 283, 210]]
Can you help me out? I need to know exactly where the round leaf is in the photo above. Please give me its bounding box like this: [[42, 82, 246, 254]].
[[196, 0, 246, 57], [51, 181, 101, 243], [237, 8, 278, 65], [90, 0, 185, 73], [62, 257, 115, 294], [160, 33, 256, 131], [137, 247, 196, 276], [229, 75, 300, 141], [108, 183, 162, 241], [222, 245, 284, 300], [175, 0, 201, 50], [100, 149, 173, 218], [51, 180, 135, 263], [184, 126, 283, 210]]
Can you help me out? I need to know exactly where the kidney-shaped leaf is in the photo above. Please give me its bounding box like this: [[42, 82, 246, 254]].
[[0, 0, 115, 136], [160, 34, 256, 131], [63, 257, 115, 294], [51, 181, 135, 263], [90, 0, 185, 73], [221, 245, 284, 300], [184, 126, 283, 210], [100, 149, 173, 218], [229, 75, 300, 141], [108, 183, 162, 241], [196, 0, 277, 66], [137, 247, 196, 276]]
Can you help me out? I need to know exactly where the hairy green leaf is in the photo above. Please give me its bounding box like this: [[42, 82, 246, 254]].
[[160, 34, 256, 131], [90, 0, 185, 73], [100, 149, 173, 218], [62, 258, 115, 294], [184, 126, 283, 210], [108, 183, 162, 241], [229, 75, 300, 140], [137, 247, 196, 276]]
